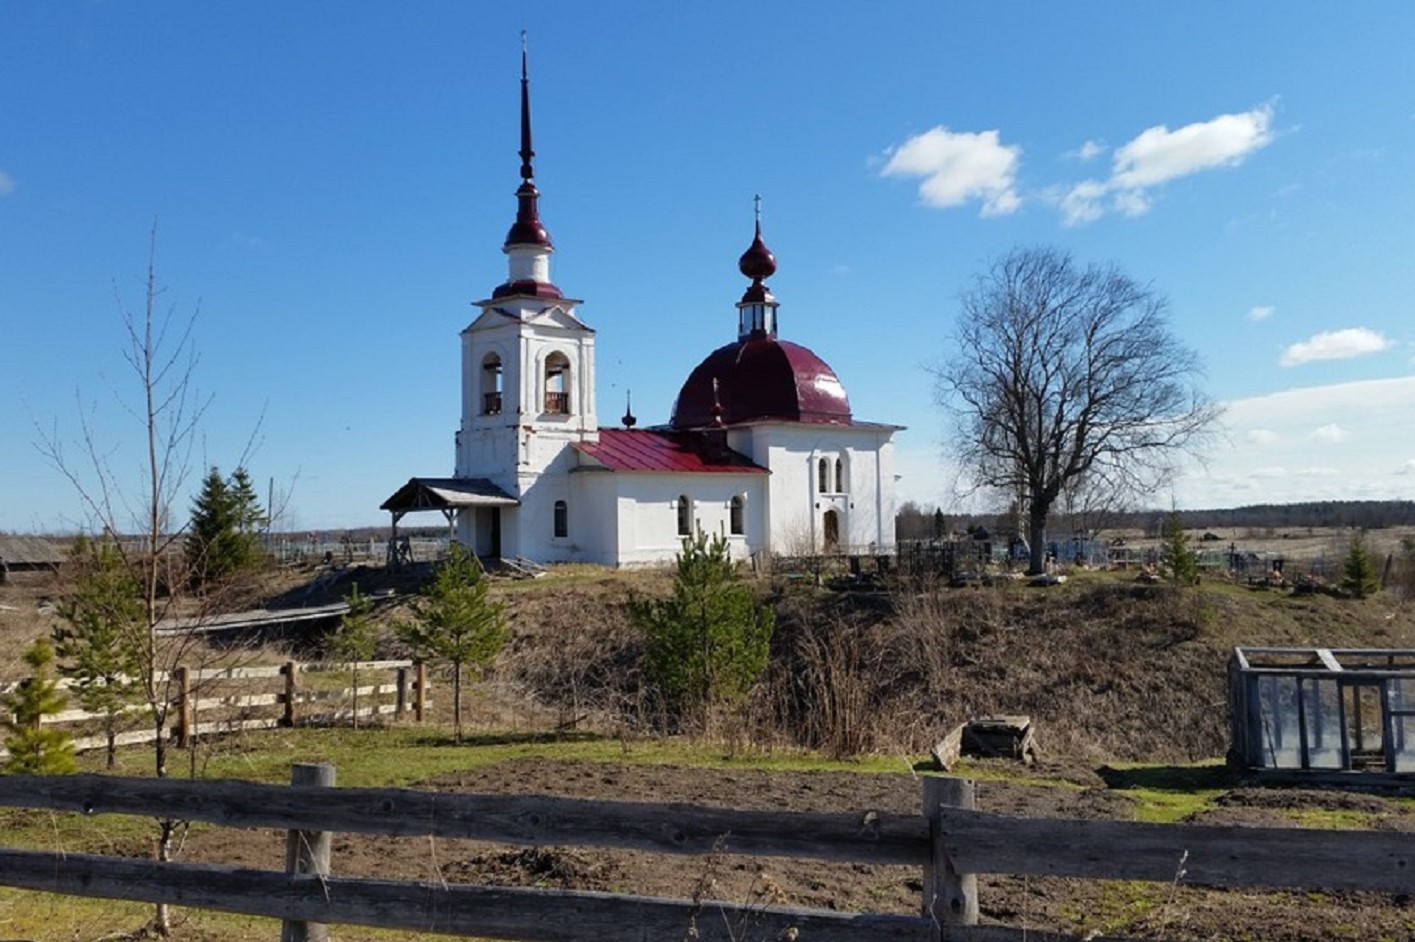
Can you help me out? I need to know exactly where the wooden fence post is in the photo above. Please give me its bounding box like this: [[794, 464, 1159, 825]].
[[174, 666, 192, 748], [394, 667, 408, 720], [281, 661, 298, 728], [281, 761, 335, 942], [414, 662, 427, 723], [921, 776, 978, 936]]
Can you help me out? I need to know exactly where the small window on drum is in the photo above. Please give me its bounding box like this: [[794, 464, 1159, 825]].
[[677, 495, 693, 536], [553, 500, 568, 538], [729, 496, 744, 535]]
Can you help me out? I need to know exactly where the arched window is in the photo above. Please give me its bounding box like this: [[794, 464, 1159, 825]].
[[553, 500, 568, 538], [676, 495, 693, 536], [481, 353, 503, 415], [729, 496, 744, 535], [835, 458, 845, 494], [818, 457, 830, 493], [544, 352, 571, 414]]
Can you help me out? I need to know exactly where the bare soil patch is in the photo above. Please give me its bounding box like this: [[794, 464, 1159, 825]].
[[161, 757, 1415, 941]]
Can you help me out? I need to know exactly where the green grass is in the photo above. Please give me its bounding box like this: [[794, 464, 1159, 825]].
[[1096, 760, 1232, 823]]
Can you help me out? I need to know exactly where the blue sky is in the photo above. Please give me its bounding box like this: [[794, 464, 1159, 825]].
[[4, 2, 1414, 534]]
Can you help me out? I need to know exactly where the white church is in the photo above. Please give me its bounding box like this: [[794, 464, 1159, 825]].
[[382, 53, 900, 567]]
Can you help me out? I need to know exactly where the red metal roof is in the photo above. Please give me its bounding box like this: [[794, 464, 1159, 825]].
[[574, 429, 767, 474]]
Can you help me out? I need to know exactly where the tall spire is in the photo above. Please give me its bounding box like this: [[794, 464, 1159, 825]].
[[503, 31, 553, 252], [519, 31, 534, 182], [494, 33, 561, 300]]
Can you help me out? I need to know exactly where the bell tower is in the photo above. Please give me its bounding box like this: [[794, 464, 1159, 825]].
[[456, 37, 597, 558]]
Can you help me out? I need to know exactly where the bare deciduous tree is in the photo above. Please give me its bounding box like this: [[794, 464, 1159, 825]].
[[35, 225, 231, 935], [936, 247, 1220, 575]]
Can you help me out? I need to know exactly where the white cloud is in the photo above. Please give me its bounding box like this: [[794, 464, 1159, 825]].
[[0, 171, 14, 197], [1279, 327, 1392, 366], [1073, 140, 1105, 161], [1110, 106, 1275, 190], [1246, 429, 1280, 445], [1309, 423, 1348, 444], [1060, 105, 1274, 225], [1248, 305, 1275, 322], [1171, 377, 1415, 508], [1059, 180, 1106, 225], [881, 127, 1022, 217]]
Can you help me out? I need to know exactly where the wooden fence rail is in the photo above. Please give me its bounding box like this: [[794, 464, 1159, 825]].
[[0, 771, 1409, 941], [0, 659, 429, 757]]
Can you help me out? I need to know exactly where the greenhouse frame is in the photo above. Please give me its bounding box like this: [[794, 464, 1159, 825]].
[[1229, 647, 1415, 776]]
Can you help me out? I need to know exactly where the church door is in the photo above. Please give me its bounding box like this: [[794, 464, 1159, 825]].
[[822, 510, 840, 552]]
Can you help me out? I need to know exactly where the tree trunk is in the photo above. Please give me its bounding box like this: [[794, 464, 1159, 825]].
[[453, 662, 463, 744], [1028, 508, 1048, 576]]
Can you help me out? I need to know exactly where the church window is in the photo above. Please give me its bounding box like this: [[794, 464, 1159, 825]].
[[835, 458, 846, 494], [676, 495, 693, 536], [481, 353, 503, 415], [729, 496, 744, 535], [544, 352, 571, 414], [553, 500, 568, 538], [818, 458, 830, 493]]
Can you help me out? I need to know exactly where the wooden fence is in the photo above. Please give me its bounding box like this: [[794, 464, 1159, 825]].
[[0, 660, 429, 756], [0, 770, 1408, 942]]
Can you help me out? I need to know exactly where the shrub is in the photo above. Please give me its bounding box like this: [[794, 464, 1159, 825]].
[[630, 532, 774, 731]]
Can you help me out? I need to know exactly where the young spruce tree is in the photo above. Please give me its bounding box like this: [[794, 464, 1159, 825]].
[[332, 582, 378, 729], [1341, 532, 1380, 599], [1159, 511, 1200, 586], [398, 545, 506, 743], [629, 532, 775, 731], [186, 466, 263, 587], [2, 639, 77, 774], [53, 535, 144, 769]]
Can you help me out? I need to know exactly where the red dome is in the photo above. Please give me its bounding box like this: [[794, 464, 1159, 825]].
[[671, 336, 852, 428]]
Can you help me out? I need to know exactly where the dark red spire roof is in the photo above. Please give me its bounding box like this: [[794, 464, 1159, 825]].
[[504, 38, 553, 251]]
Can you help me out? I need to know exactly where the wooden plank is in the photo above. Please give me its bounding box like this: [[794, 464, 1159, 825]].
[[190, 665, 287, 682], [937, 808, 1414, 893], [0, 775, 930, 866], [299, 660, 413, 673], [0, 848, 935, 942], [207, 692, 283, 710]]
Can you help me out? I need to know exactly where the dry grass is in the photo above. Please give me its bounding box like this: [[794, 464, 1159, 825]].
[[6, 530, 1415, 766]]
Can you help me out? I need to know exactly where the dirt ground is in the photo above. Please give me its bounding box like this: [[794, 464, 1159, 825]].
[[140, 757, 1413, 942]]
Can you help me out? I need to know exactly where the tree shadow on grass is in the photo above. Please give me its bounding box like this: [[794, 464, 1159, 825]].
[[405, 729, 609, 749], [1096, 763, 1241, 792]]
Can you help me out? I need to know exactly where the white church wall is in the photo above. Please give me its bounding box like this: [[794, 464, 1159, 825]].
[[593, 473, 767, 568], [733, 424, 898, 556]]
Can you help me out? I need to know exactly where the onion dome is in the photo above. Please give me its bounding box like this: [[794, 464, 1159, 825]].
[[738, 222, 777, 283], [671, 209, 852, 428]]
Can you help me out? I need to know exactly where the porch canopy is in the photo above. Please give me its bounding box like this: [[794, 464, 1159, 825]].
[[379, 476, 518, 536]]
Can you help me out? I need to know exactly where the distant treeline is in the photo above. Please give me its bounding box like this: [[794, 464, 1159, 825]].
[[1126, 500, 1415, 533], [897, 500, 1415, 542]]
